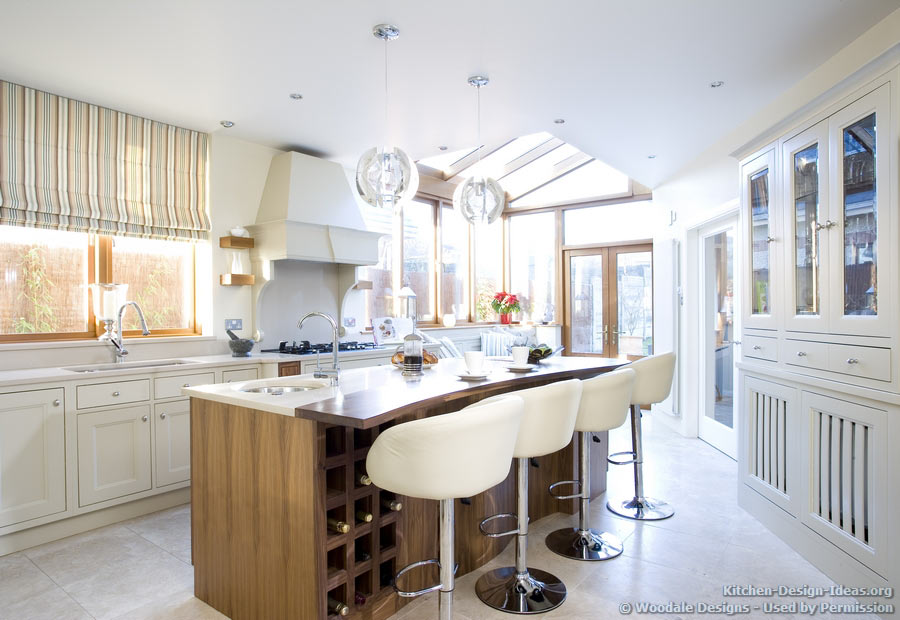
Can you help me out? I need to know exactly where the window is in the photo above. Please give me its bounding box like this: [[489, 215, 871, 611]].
[[473, 219, 503, 321], [403, 200, 436, 322], [509, 212, 557, 323], [0, 225, 201, 341], [440, 206, 469, 320]]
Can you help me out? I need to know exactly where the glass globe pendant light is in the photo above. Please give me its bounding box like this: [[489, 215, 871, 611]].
[[453, 76, 505, 225], [356, 24, 419, 212]]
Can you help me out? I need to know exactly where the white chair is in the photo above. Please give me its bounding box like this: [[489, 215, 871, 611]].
[[546, 368, 635, 560], [366, 396, 524, 620], [474, 379, 583, 614], [606, 352, 677, 521]]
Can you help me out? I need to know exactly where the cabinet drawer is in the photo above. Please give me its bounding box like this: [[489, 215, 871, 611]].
[[221, 368, 259, 383], [77, 379, 150, 410], [826, 343, 891, 382], [743, 335, 778, 362], [783, 340, 827, 371], [154, 372, 215, 399]]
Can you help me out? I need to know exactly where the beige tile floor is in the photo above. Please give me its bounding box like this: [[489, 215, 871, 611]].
[[0, 416, 860, 620]]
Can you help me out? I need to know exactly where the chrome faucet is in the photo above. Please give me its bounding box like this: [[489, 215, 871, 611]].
[[108, 301, 151, 363], [297, 311, 340, 385]]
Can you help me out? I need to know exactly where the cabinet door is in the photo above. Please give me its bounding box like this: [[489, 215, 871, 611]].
[[783, 121, 830, 333], [827, 84, 891, 338], [742, 149, 778, 330], [0, 389, 65, 528], [155, 400, 190, 487], [77, 405, 152, 506], [799, 391, 887, 574]]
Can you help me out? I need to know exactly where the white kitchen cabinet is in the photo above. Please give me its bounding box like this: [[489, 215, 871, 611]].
[[154, 400, 191, 487], [741, 147, 779, 331], [77, 405, 152, 506], [221, 367, 259, 383], [782, 84, 892, 338], [0, 389, 65, 528]]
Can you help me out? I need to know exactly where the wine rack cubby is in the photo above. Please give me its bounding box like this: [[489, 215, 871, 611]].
[[318, 422, 403, 619]]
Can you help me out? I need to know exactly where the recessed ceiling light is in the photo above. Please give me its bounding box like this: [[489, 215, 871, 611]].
[[289, 93, 303, 100], [553, 118, 565, 124], [647, 154, 657, 159], [438, 146, 448, 151], [709, 80, 725, 88], [220, 120, 234, 128]]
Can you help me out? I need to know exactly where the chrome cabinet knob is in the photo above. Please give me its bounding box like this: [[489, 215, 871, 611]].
[[183, 383, 190, 388], [796, 351, 807, 357], [112, 391, 120, 397], [141, 415, 149, 422], [52, 399, 61, 406], [733, 340, 741, 345], [846, 358, 859, 364], [752, 345, 762, 351], [766, 236, 776, 243], [160, 413, 167, 420]]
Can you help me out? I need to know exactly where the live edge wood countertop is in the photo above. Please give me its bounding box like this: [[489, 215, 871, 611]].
[[183, 355, 628, 428]]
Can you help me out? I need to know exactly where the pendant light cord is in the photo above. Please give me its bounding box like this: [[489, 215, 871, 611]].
[[383, 37, 389, 149], [475, 84, 482, 172]]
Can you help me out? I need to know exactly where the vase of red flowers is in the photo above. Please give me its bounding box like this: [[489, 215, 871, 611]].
[[490, 291, 521, 324]]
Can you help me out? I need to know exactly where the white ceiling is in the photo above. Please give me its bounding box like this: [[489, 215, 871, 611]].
[[1, 1, 897, 188]]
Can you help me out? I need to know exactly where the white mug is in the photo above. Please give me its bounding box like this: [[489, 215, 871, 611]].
[[511, 346, 530, 366], [464, 351, 485, 375]]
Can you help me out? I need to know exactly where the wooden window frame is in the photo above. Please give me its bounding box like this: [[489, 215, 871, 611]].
[[0, 232, 201, 343]]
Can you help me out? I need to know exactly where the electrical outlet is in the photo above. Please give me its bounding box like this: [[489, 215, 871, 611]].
[[343, 317, 356, 328], [225, 319, 243, 331]]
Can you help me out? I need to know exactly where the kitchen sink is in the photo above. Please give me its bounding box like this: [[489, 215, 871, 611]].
[[63, 359, 197, 373], [241, 385, 320, 395]]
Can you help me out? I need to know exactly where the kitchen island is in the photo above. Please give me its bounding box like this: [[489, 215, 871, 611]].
[[184, 356, 625, 620]]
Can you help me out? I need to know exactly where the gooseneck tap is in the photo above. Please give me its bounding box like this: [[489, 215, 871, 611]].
[[109, 301, 151, 363], [297, 312, 340, 385]]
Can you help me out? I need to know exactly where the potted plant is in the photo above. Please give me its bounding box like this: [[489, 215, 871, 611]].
[[490, 291, 521, 324]]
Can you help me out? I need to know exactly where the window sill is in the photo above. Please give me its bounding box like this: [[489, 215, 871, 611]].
[[0, 334, 216, 352]]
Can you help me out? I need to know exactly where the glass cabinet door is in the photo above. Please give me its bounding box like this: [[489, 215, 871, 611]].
[[741, 149, 777, 330], [783, 122, 829, 333], [829, 84, 890, 337]]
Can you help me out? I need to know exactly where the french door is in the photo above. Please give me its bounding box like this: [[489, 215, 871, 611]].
[[698, 217, 740, 458], [563, 244, 653, 359]]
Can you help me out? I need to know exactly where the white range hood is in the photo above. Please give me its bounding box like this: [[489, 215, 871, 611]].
[[248, 151, 382, 266]]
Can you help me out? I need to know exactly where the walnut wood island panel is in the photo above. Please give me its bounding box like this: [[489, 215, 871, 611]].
[[188, 357, 626, 620]]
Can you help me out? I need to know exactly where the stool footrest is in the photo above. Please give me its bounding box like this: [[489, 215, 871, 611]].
[[479, 513, 519, 538], [607, 450, 638, 466], [394, 559, 442, 598], [548, 479, 582, 500]]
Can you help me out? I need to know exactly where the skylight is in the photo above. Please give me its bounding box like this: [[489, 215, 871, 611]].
[[511, 160, 631, 208]]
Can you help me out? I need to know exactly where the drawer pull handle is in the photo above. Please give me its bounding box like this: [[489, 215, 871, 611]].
[[141, 415, 149, 422], [846, 358, 859, 365], [160, 413, 167, 420], [183, 383, 190, 387], [112, 391, 120, 397], [796, 351, 806, 357], [52, 399, 61, 406], [752, 345, 762, 351]]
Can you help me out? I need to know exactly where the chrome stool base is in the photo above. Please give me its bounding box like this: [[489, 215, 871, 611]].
[[545, 527, 623, 561], [475, 566, 566, 614], [607, 496, 674, 521]]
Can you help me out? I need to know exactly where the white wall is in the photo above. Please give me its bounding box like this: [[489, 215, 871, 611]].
[[651, 7, 900, 437]]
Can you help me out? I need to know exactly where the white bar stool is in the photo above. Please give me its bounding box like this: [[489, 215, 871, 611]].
[[475, 379, 583, 615], [606, 352, 676, 521], [546, 368, 635, 561], [365, 396, 524, 620]]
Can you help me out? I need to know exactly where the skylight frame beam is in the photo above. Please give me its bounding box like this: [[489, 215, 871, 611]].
[[441, 140, 515, 180], [505, 153, 594, 202]]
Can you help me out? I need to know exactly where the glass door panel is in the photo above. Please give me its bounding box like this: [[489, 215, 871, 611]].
[[841, 112, 877, 316], [741, 149, 776, 330], [614, 250, 653, 357], [794, 143, 820, 316], [568, 252, 606, 355]]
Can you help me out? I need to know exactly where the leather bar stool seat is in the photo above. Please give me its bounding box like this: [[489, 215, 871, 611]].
[[546, 367, 635, 560], [474, 379, 583, 614], [366, 395, 524, 620], [606, 352, 677, 521]]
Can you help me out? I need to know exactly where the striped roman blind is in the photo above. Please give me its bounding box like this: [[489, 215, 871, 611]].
[[0, 80, 210, 241]]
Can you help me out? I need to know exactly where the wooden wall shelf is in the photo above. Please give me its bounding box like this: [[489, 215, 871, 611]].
[[220, 274, 255, 286], [219, 235, 255, 249]]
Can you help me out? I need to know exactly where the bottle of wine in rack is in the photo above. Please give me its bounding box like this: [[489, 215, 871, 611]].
[[327, 518, 350, 534], [356, 468, 372, 486], [381, 498, 402, 512], [355, 591, 367, 606], [356, 510, 374, 523], [356, 549, 371, 562], [327, 596, 350, 616]]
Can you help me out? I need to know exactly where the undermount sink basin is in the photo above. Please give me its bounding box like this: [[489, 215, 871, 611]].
[[63, 359, 196, 373], [241, 385, 320, 395]]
